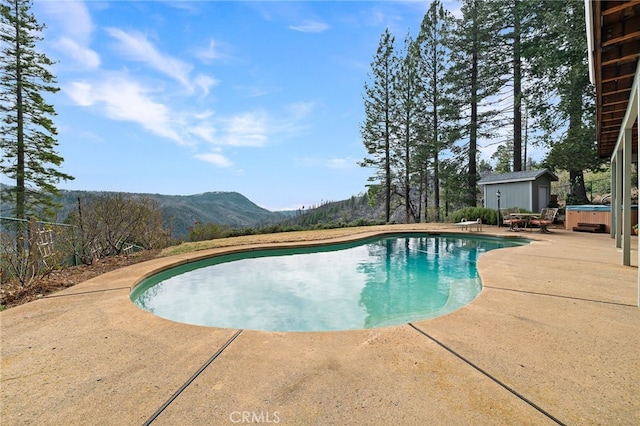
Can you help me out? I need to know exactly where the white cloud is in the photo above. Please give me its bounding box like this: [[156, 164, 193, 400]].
[[39, 1, 100, 70], [190, 122, 217, 143], [65, 76, 184, 144], [194, 109, 215, 120], [39, 1, 94, 40], [65, 67, 311, 171], [194, 74, 219, 97], [326, 158, 355, 169], [66, 81, 94, 107], [106, 28, 194, 90], [64, 75, 285, 158], [53, 37, 100, 70], [220, 112, 268, 147], [195, 152, 233, 168], [289, 20, 330, 33], [296, 156, 357, 170], [194, 39, 223, 63], [234, 85, 270, 98], [286, 101, 314, 119]]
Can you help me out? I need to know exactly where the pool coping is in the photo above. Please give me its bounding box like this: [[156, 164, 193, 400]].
[[1, 224, 639, 424]]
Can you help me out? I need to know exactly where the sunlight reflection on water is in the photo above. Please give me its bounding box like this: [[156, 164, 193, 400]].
[[132, 234, 526, 331]]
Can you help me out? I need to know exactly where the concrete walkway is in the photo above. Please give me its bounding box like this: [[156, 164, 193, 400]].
[[1, 225, 639, 425]]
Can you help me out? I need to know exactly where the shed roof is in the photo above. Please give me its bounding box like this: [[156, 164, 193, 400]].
[[477, 169, 559, 185]]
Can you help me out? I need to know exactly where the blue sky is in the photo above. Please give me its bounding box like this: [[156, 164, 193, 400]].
[[30, 0, 493, 211]]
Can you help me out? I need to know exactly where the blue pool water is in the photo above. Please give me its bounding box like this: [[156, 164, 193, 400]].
[[131, 234, 527, 332]]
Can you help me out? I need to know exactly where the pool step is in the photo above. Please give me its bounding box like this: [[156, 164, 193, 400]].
[[572, 223, 606, 233]]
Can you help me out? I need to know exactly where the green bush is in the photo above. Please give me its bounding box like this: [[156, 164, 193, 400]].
[[189, 222, 231, 241], [451, 207, 498, 225]]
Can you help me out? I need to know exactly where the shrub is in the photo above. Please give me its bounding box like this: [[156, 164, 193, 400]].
[[451, 207, 498, 225], [189, 222, 230, 242], [67, 194, 173, 263]]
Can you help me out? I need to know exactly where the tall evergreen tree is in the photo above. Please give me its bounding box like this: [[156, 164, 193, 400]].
[[392, 33, 422, 223], [416, 0, 454, 222], [496, 0, 544, 172], [360, 28, 398, 223], [446, 0, 507, 206], [491, 144, 513, 174], [526, 0, 601, 204], [498, 0, 526, 172], [0, 0, 73, 220], [439, 157, 468, 216]]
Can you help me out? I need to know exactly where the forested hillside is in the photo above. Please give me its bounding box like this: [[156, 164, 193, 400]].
[[1, 184, 457, 239], [0, 185, 289, 238], [278, 193, 442, 228], [63, 190, 290, 238]]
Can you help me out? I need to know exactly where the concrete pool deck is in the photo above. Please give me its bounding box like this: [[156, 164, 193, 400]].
[[1, 224, 639, 425]]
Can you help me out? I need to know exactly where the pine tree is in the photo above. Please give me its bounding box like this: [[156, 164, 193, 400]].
[[392, 33, 422, 223], [525, 1, 601, 204], [415, 0, 455, 222], [0, 0, 73, 220], [496, 0, 544, 172], [446, 0, 507, 207], [491, 144, 513, 174], [360, 28, 398, 223], [512, 0, 523, 172]]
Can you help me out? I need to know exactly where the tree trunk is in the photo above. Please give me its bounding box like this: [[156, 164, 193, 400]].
[[569, 170, 589, 204], [468, 1, 478, 207], [384, 67, 391, 223], [432, 47, 441, 221], [567, 64, 589, 205], [14, 2, 25, 220], [423, 164, 429, 222], [405, 120, 411, 223], [513, 0, 522, 172], [417, 169, 424, 222]]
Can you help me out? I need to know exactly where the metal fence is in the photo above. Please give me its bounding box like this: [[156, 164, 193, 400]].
[[1, 216, 82, 284]]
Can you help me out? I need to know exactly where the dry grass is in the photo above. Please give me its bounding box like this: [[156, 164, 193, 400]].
[[160, 223, 456, 257]]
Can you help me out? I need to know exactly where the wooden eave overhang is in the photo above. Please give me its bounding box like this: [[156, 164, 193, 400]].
[[589, 0, 640, 158]]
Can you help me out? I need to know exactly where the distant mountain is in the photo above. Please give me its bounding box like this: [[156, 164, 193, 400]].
[[1, 186, 289, 238], [69, 190, 291, 237], [1, 185, 422, 238]]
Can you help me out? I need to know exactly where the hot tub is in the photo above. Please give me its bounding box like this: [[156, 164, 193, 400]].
[[565, 205, 638, 233]]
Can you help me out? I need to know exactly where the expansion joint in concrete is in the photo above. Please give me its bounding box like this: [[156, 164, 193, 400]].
[[408, 323, 565, 426], [143, 329, 243, 425]]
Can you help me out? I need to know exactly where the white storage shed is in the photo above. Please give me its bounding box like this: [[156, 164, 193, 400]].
[[478, 169, 559, 213]]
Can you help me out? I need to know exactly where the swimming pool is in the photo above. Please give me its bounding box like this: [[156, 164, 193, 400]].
[[131, 234, 527, 332]]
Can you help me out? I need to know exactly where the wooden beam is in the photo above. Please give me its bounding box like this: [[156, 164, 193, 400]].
[[602, 72, 636, 83], [602, 129, 622, 135], [602, 53, 640, 67], [603, 99, 632, 107], [603, 87, 635, 97], [602, 30, 640, 47], [601, 0, 640, 16]]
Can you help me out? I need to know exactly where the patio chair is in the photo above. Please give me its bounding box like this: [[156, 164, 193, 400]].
[[530, 207, 559, 233], [501, 208, 524, 231]]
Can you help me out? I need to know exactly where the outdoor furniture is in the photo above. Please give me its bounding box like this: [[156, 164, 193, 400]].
[[501, 208, 525, 231], [512, 212, 541, 231], [530, 208, 559, 233], [455, 218, 482, 232]]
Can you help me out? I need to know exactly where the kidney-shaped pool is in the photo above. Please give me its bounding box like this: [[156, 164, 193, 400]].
[[131, 233, 527, 332]]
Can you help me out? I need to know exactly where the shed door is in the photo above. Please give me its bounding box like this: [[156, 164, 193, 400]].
[[538, 186, 548, 211]]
